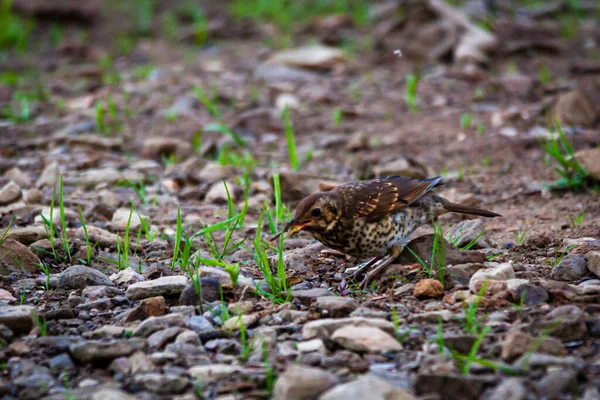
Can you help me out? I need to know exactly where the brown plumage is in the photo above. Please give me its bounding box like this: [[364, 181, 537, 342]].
[[285, 176, 500, 288]]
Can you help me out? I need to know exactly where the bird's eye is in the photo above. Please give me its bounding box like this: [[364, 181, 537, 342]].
[[331, 206, 338, 215], [311, 208, 322, 217]]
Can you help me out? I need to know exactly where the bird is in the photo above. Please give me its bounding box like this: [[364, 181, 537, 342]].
[[283, 176, 501, 289]]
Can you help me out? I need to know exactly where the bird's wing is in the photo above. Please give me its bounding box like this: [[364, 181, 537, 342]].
[[341, 176, 443, 222]]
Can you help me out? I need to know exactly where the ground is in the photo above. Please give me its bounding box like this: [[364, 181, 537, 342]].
[[0, 0, 600, 399]]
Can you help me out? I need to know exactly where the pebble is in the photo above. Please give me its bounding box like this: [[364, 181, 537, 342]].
[[550, 255, 588, 281], [133, 314, 186, 337], [414, 279, 444, 299], [315, 296, 358, 317], [469, 263, 515, 294], [188, 364, 241, 384], [0, 305, 36, 333], [320, 375, 416, 400], [58, 265, 114, 289], [302, 317, 396, 340], [126, 276, 188, 301], [69, 339, 147, 363], [332, 325, 402, 353], [0, 181, 22, 205], [292, 288, 332, 306], [273, 365, 339, 400]]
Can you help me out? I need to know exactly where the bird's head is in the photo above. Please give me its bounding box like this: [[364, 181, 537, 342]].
[[284, 191, 341, 236]]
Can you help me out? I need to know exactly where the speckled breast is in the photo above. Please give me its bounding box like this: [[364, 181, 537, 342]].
[[313, 208, 432, 258]]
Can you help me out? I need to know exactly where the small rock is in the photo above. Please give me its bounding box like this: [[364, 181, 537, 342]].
[[139, 296, 167, 317], [111, 208, 144, 231], [228, 300, 254, 315], [586, 251, 600, 277], [79, 226, 119, 248], [134, 372, 189, 394], [539, 305, 588, 341], [142, 137, 193, 159], [0, 238, 41, 273], [148, 327, 182, 349], [414, 373, 490, 400], [5, 168, 31, 188], [0, 181, 23, 205], [2, 225, 47, 245], [374, 158, 429, 179], [574, 148, 600, 180], [501, 330, 565, 361], [320, 375, 416, 400], [507, 280, 549, 305], [315, 296, 358, 318], [179, 277, 221, 305], [69, 339, 146, 363], [126, 276, 188, 301], [488, 378, 527, 400], [445, 219, 489, 249], [87, 325, 126, 339], [0, 289, 16, 303], [292, 288, 331, 306], [110, 267, 144, 285], [0, 305, 36, 333], [90, 388, 137, 400], [36, 161, 59, 188], [536, 369, 577, 399], [550, 255, 588, 281], [414, 279, 444, 299], [185, 315, 215, 335], [204, 180, 237, 204], [469, 263, 515, 294], [133, 314, 185, 337], [331, 325, 402, 353], [297, 339, 326, 353], [273, 365, 339, 400], [222, 313, 260, 331], [554, 90, 597, 128], [266, 45, 345, 71], [188, 364, 241, 384], [302, 317, 396, 340], [58, 265, 113, 289], [513, 353, 584, 370]]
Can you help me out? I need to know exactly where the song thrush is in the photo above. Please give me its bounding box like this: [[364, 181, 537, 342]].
[[283, 176, 500, 288]]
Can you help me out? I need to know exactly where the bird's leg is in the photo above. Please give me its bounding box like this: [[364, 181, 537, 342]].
[[346, 256, 382, 280], [360, 246, 402, 290]]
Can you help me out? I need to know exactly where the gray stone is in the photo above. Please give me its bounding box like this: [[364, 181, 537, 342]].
[[586, 251, 600, 277], [315, 296, 358, 318], [0, 238, 41, 274], [0, 305, 36, 334], [0, 181, 21, 205], [414, 373, 491, 400], [331, 326, 402, 353], [58, 265, 113, 289], [5, 167, 31, 188], [188, 364, 241, 384], [111, 207, 144, 231], [292, 288, 331, 306], [536, 369, 577, 399], [469, 263, 515, 294], [126, 275, 188, 300], [69, 339, 146, 363], [185, 315, 215, 335], [489, 378, 527, 400], [445, 219, 490, 249], [148, 327, 182, 349], [133, 313, 185, 337], [550, 255, 588, 281], [320, 375, 416, 400], [36, 161, 59, 188], [134, 372, 189, 394], [273, 365, 339, 400], [302, 317, 396, 340]]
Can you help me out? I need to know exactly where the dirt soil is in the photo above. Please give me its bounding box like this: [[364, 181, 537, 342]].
[[1, 1, 600, 399]]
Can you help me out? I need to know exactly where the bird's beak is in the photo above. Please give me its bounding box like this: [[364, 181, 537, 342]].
[[285, 220, 306, 237], [271, 219, 310, 243]]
